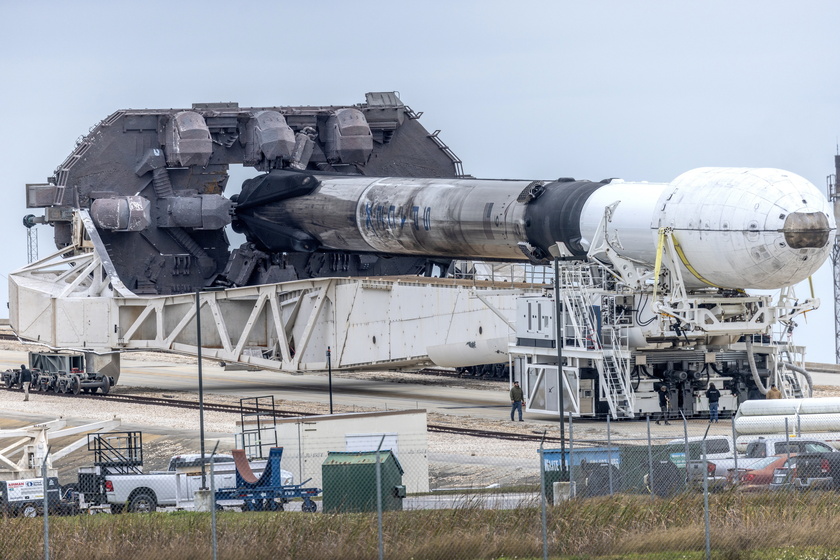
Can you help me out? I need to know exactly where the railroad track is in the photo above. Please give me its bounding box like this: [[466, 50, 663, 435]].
[[416, 368, 507, 382], [18, 390, 565, 444]]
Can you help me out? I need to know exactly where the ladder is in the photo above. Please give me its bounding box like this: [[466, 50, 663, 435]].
[[559, 266, 635, 419]]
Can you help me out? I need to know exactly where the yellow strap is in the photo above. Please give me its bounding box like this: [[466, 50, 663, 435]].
[[671, 233, 724, 289], [653, 228, 666, 302]]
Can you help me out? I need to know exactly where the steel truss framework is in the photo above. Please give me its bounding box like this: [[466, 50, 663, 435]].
[[9, 242, 542, 374]]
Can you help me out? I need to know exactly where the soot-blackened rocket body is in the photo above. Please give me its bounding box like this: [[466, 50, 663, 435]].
[[232, 167, 835, 290]]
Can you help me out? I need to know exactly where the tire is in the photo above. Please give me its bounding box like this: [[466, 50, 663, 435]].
[[127, 491, 157, 513], [111, 503, 124, 514], [302, 499, 317, 513], [21, 502, 39, 518]]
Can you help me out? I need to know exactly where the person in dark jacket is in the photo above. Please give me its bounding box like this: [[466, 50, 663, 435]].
[[706, 383, 721, 423], [509, 381, 524, 422], [656, 385, 671, 425], [19, 364, 32, 402]]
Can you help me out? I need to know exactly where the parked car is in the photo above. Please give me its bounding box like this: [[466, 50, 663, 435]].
[[770, 452, 840, 491], [709, 437, 834, 477], [667, 436, 736, 461], [727, 454, 795, 491]]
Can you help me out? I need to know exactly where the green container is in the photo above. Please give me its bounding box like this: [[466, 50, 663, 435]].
[[322, 450, 405, 513]]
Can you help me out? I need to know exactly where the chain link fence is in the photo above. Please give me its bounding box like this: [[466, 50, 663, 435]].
[[4, 412, 840, 559]]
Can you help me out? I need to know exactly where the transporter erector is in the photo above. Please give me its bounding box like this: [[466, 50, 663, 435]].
[[10, 92, 835, 418]]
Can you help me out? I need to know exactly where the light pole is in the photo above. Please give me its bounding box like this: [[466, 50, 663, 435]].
[[553, 257, 567, 478], [327, 346, 333, 414], [196, 290, 207, 490]]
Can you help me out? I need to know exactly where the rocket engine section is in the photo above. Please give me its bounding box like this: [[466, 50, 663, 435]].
[[232, 167, 834, 291]]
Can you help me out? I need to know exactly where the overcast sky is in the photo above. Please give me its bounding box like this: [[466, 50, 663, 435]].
[[2, 1, 839, 362]]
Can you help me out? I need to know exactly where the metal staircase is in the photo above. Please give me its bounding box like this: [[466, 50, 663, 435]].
[[778, 345, 806, 398], [559, 266, 635, 419]]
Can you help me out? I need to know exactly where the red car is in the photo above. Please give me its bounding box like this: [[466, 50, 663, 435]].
[[728, 454, 796, 490]]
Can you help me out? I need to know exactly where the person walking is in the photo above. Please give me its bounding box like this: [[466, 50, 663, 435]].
[[767, 384, 782, 399], [656, 384, 671, 425], [706, 383, 721, 423], [19, 364, 32, 402], [510, 380, 525, 422]]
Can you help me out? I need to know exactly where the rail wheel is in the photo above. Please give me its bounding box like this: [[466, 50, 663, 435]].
[[4, 376, 12, 389], [70, 375, 82, 395], [99, 378, 110, 395], [127, 491, 157, 513]]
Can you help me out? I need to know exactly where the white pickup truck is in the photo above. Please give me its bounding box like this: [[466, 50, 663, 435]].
[[80, 453, 293, 513]]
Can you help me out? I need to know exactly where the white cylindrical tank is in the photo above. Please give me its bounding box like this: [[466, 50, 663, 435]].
[[734, 397, 840, 435]]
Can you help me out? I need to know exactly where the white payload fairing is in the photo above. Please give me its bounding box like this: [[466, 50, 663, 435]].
[[233, 166, 834, 290]]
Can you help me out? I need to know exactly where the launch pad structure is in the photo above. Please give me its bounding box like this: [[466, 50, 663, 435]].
[[8, 92, 836, 419]]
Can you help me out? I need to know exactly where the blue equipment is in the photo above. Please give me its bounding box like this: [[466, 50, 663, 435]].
[[214, 447, 321, 512]]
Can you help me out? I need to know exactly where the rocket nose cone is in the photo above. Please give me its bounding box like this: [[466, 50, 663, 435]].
[[783, 212, 832, 249]]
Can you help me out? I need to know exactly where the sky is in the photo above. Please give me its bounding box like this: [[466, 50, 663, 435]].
[[1, 0, 839, 362]]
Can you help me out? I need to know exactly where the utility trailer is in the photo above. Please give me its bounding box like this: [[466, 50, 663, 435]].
[[1, 352, 113, 395], [215, 447, 320, 512], [0, 476, 77, 517]]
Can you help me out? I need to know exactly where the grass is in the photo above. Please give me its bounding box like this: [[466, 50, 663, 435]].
[[5, 491, 840, 559]]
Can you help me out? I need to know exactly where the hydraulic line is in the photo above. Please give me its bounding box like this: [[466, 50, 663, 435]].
[[745, 337, 768, 395], [781, 362, 814, 398]]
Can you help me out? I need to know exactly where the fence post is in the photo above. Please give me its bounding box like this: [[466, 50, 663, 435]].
[[376, 434, 386, 560], [702, 439, 711, 560], [681, 411, 690, 490], [568, 413, 575, 498], [647, 416, 654, 501], [731, 418, 738, 473], [42, 447, 50, 560], [607, 416, 614, 495], [785, 418, 790, 452], [539, 432, 548, 560], [210, 441, 219, 560]]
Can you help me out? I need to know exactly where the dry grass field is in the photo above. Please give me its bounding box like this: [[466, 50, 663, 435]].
[[5, 491, 840, 559]]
